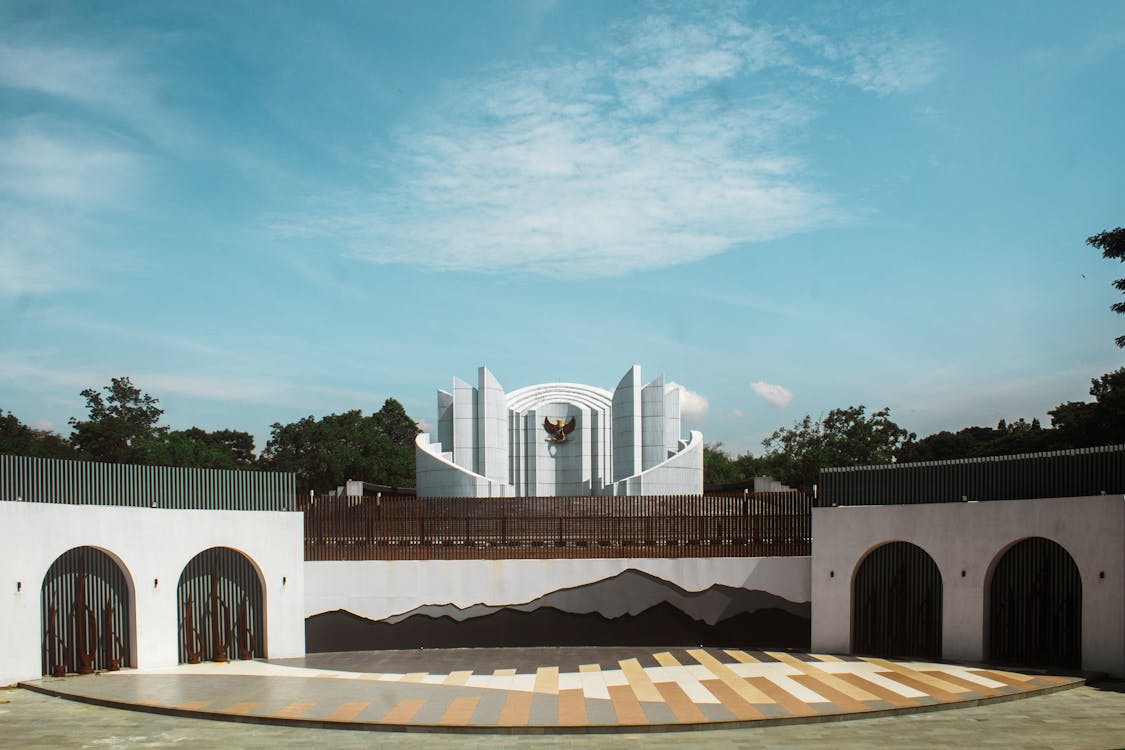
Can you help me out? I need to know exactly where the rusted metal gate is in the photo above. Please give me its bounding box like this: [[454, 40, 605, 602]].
[[176, 547, 264, 663], [41, 546, 131, 676], [989, 537, 1081, 668], [852, 542, 942, 659]]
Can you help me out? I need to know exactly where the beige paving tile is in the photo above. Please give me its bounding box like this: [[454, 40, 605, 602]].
[[439, 696, 480, 725], [323, 701, 370, 722], [656, 680, 709, 723], [653, 652, 681, 667], [443, 670, 472, 686], [533, 666, 559, 695], [866, 658, 973, 695], [768, 651, 880, 702], [380, 699, 426, 724], [723, 649, 759, 663], [685, 649, 774, 704], [273, 702, 317, 719], [618, 658, 662, 703], [607, 684, 646, 725], [497, 692, 533, 726]]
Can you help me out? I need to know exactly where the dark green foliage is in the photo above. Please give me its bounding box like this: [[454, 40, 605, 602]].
[[139, 427, 257, 469], [759, 406, 914, 491], [68, 377, 166, 463], [0, 409, 80, 459], [1086, 227, 1125, 347], [261, 398, 419, 493]]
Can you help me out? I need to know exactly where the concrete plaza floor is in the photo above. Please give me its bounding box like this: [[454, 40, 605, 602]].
[[4, 679, 1125, 749], [18, 647, 1081, 732]]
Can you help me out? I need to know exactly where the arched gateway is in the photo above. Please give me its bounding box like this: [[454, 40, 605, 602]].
[[988, 536, 1081, 668], [177, 547, 265, 663], [852, 541, 942, 659], [41, 546, 132, 676]]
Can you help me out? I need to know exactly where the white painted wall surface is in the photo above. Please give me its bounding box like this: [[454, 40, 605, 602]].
[[0, 502, 305, 686], [811, 495, 1125, 675], [305, 555, 811, 622]]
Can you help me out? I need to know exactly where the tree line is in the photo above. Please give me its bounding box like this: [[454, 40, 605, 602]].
[[0, 376, 419, 494]]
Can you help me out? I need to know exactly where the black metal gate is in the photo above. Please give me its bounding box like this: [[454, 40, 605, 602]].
[[852, 541, 942, 659], [41, 546, 131, 676], [176, 547, 264, 663], [989, 537, 1081, 668]]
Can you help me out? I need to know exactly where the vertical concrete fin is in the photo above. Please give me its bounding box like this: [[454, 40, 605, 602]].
[[612, 365, 643, 481]]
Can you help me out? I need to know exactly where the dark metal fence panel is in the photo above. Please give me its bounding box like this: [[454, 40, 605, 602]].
[[988, 537, 1081, 668], [818, 444, 1125, 507], [0, 454, 297, 511], [176, 547, 264, 663], [300, 492, 813, 560], [41, 546, 131, 675], [852, 541, 942, 659]]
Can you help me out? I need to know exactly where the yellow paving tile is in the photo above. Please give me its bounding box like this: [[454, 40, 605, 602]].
[[273, 701, 317, 719], [381, 699, 426, 724], [654, 652, 682, 667], [833, 673, 919, 707], [533, 666, 559, 695], [699, 679, 767, 720], [557, 688, 588, 726], [970, 668, 1035, 684], [879, 671, 963, 703], [176, 701, 211, 711], [400, 672, 427, 683], [493, 668, 517, 677], [324, 701, 371, 722], [922, 670, 1001, 696], [579, 663, 601, 673], [439, 696, 481, 725], [747, 676, 818, 717], [223, 701, 262, 715], [810, 653, 844, 662], [656, 681, 709, 723], [618, 658, 662, 703], [789, 674, 871, 713], [768, 652, 880, 702], [607, 684, 648, 725], [498, 692, 533, 726], [443, 670, 472, 686], [723, 649, 759, 663], [686, 649, 774, 704], [865, 658, 972, 695]]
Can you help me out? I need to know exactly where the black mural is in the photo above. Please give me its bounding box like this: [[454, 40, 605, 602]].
[[306, 569, 810, 652]]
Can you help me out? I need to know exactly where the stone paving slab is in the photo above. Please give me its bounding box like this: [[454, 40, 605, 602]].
[[18, 648, 1083, 733]]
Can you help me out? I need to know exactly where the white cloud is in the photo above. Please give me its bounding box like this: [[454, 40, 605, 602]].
[[751, 380, 793, 408], [271, 11, 947, 277], [673, 384, 710, 420]]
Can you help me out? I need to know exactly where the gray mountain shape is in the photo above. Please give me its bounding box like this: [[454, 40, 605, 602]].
[[380, 568, 809, 627]]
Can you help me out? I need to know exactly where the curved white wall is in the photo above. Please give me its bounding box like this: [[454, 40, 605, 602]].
[[0, 501, 305, 686]]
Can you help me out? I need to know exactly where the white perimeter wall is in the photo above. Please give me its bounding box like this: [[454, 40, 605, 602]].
[[811, 495, 1125, 675], [0, 502, 306, 686], [305, 556, 810, 621]]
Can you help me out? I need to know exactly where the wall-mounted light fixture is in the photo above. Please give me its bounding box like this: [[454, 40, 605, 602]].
[[961, 570, 966, 578], [1100, 571, 1106, 579], [829, 570, 835, 578], [154, 578, 159, 589], [282, 576, 287, 587], [16, 581, 21, 592]]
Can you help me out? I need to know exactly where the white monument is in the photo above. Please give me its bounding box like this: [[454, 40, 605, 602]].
[[414, 366, 703, 497]]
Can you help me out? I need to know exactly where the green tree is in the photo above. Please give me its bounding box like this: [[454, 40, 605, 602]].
[[760, 406, 914, 490], [69, 377, 166, 463], [1049, 367, 1125, 446], [1087, 227, 1125, 348], [703, 443, 743, 488], [261, 400, 419, 493], [0, 409, 80, 459], [139, 427, 256, 469]]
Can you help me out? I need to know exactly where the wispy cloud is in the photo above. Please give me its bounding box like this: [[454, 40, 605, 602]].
[[751, 380, 793, 408], [275, 12, 942, 277]]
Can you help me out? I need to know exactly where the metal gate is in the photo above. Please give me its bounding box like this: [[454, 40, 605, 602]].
[[852, 541, 942, 659], [176, 547, 264, 663], [41, 546, 131, 676], [989, 537, 1081, 668]]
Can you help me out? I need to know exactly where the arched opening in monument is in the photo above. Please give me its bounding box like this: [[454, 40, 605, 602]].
[[987, 536, 1081, 668], [176, 547, 265, 663], [41, 546, 133, 676], [852, 541, 942, 659]]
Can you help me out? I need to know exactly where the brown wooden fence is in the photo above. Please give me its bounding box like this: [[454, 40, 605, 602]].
[[299, 492, 812, 560]]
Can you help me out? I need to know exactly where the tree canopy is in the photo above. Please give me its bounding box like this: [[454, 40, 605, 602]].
[[261, 399, 419, 493], [68, 377, 166, 463], [1087, 227, 1125, 348], [0, 409, 80, 459]]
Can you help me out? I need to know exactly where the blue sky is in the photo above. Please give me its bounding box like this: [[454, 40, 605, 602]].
[[1, 0, 1123, 456]]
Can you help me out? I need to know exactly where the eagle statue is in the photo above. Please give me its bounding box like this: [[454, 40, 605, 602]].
[[543, 416, 576, 443]]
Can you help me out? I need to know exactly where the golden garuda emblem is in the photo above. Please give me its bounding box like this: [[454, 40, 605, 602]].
[[543, 416, 576, 443]]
